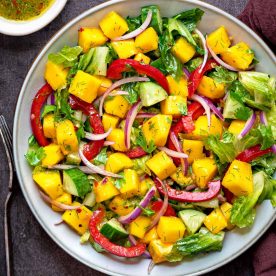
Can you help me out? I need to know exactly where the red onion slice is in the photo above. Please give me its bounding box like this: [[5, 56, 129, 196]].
[[207, 42, 239, 72], [136, 112, 156, 119], [54, 220, 64, 226], [99, 77, 149, 116], [183, 67, 191, 79], [158, 147, 188, 159], [104, 141, 115, 146], [202, 96, 224, 121], [259, 112, 276, 154], [78, 148, 122, 178], [125, 100, 142, 149], [39, 190, 82, 210], [48, 164, 95, 174], [112, 10, 152, 41], [237, 112, 256, 140], [118, 186, 156, 224], [110, 90, 129, 96], [194, 28, 208, 73], [170, 132, 189, 176], [148, 178, 168, 230], [191, 94, 211, 127], [84, 128, 112, 141]]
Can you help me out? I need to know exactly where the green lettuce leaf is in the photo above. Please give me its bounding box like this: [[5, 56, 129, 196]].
[[230, 172, 265, 228], [205, 132, 236, 164], [93, 147, 108, 166], [185, 57, 203, 72], [209, 66, 237, 84], [41, 105, 56, 118], [173, 8, 204, 32], [48, 45, 82, 68], [132, 155, 151, 176], [167, 227, 224, 262], [266, 104, 276, 139], [25, 135, 45, 166]]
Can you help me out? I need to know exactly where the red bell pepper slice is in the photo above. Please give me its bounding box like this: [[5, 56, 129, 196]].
[[89, 208, 146, 258], [236, 145, 273, 163], [167, 102, 204, 166], [125, 146, 147, 159], [30, 83, 53, 146], [154, 178, 221, 203], [107, 59, 169, 92], [151, 201, 176, 217], [188, 59, 218, 97], [69, 95, 104, 160]]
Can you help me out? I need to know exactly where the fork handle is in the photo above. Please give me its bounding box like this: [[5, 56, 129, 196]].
[[4, 191, 12, 276]]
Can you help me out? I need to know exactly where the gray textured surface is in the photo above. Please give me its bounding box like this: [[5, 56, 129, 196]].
[[0, 0, 265, 275]]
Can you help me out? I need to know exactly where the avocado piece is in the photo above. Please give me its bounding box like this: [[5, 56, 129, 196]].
[[139, 82, 168, 106]]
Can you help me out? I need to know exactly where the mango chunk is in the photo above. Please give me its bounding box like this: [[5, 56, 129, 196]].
[[160, 96, 187, 116], [129, 216, 151, 239], [142, 114, 172, 147], [135, 27, 159, 53], [42, 144, 64, 167], [94, 76, 112, 96], [166, 75, 188, 98], [78, 27, 108, 53], [56, 119, 78, 155], [148, 239, 173, 264], [104, 95, 130, 118], [52, 192, 72, 212], [43, 113, 56, 139], [204, 208, 227, 234], [33, 168, 63, 199], [105, 153, 133, 173], [69, 70, 101, 103], [94, 177, 120, 202], [220, 202, 235, 230], [102, 113, 120, 132], [220, 42, 254, 70], [146, 151, 176, 180], [99, 11, 129, 39], [134, 53, 151, 64], [170, 167, 194, 186], [157, 216, 185, 243], [44, 60, 68, 90], [228, 120, 246, 135], [109, 195, 135, 216], [206, 26, 231, 54], [186, 114, 223, 140], [192, 158, 218, 189], [183, 139, 205, 164], [119, 169, 140, 198], [222, 159, 253, 196], [197, 76, 225, 99], [111, 39, 138, 59], [141, 227, 158, 244], [106, 128, 127, 152], [62, 203, 92, 235], [172, 37, 195, 63], [137, 178, 155, 196]]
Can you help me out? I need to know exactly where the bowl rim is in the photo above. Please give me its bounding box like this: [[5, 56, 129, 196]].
[[13, 0, 276, 275], [0, 0, 68, 36]]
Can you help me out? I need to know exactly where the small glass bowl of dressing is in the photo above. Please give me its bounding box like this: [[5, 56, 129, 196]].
[[0, 0, 68, 36]]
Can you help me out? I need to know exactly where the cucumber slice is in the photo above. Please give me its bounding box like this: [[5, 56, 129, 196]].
[[86, 46, 109, 76], [66, 152, 81, 165], [178, 209, 206, 234], [139, 82, 167, 106], [100, 218, 128, 241], [63, 168, 91, 198], [141, 5, 163, 34], [83, 191, 96, 207], [194, 198, 219, 209]]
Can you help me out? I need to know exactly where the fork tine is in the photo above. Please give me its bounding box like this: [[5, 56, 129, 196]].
[[0, 116, 14, 165], [0, 115, 12, 143]]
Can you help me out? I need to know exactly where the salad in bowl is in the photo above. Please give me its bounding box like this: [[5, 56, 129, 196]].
[[25, 4, 276, 272]]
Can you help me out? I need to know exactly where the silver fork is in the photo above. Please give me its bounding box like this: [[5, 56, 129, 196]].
[[0, 115, 14, 276]]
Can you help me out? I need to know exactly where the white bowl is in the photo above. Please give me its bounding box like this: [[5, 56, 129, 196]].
[[13, 0, 276, 275], [0, 0, 68, 36]]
